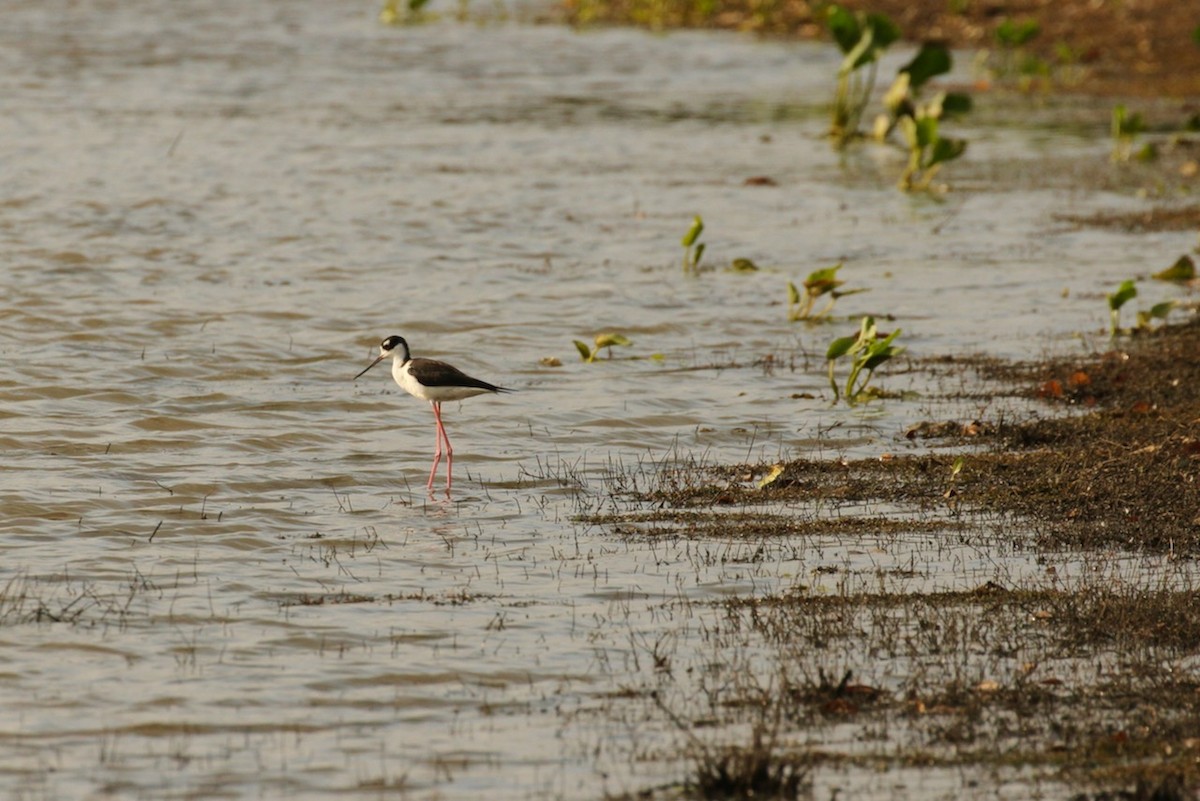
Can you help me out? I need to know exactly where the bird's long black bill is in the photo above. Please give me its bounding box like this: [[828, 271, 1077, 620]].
[[354, 354, 386, 380]]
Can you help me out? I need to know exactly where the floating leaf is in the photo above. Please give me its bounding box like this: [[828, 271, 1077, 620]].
[[1153, 255, 1195, 282], [729, 258, 759, 272]]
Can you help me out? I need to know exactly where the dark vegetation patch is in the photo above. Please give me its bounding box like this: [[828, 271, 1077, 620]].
[[560, 0, 1200, 98], [580, 509, 963, 539], [1056, 205, 1200, 234]]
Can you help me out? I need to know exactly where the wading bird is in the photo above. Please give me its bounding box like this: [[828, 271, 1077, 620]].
[[354, 335, 512, 493]]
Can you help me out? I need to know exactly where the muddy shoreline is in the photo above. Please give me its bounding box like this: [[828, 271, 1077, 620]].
[[553, 3, 1200, 793], [559, 0, 1200, 99], [592, 318, 1200, 800]]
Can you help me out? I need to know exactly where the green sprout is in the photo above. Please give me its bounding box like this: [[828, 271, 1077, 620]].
[[1111, 104, 1145, 163], [1107, 278, 1137, 337], [825, 5, 900, 148], [825, 316, 904, 405], [681, 215, 706, 275], [574, 332, 633, 363], [786, 263, 867, 321]]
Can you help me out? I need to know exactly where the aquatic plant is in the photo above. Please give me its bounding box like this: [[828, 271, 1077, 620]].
[[1135, 300, 1177, 332], [897, 109, 968, 192], [574, 332, 633, 363], [874, 42, 971, 141], [1153, 255, 1196, 282], [681, 215, 706, 275], [786, 263, 866, 321], [869, 42, 970, 191], [1107, 279, 1137, 336], [825, 316, 904, 405], [991, 18, 1044, 87], [824, 5, 900, 148], [1111, 105, 1146, 163]]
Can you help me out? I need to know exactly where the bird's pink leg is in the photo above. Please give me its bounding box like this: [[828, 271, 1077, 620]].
[[441, 414, 454, 492], [427, 401, 443, 490]]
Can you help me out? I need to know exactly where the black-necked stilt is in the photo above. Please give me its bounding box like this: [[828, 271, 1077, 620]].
[[354, 335, 512, 493]]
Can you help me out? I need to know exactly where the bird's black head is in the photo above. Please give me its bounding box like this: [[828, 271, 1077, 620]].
[[380, 335, 408, 355], [354, 334, 411, 381]]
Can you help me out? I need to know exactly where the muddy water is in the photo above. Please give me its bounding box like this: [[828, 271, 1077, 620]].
[[1, 1, 1194, 798]]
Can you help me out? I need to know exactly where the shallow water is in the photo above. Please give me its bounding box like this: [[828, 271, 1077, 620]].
[[1, 1, 1196, 798]]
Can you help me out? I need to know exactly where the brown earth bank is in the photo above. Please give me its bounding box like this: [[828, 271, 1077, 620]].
[[560, 0, 1200, 98], [628, 315, 1200, 555]]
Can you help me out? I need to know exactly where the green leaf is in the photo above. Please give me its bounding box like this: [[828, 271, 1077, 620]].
[[940, 92, 973, 116], [1107, 279, 1137, 311], [574, 340, 594, 361], [901, 42, 952, 90], [826, 333, 859, 362], [831, 287, 869, 300], [1147, 300, 1176, 321], [825, 5, 862, 54], [693, 243, 705, 266], [926, 136, 967, 168], [803, 263, 845, 296], [865, 14, 901, 51], [729, 258, 759, 272], [950, 456, 965, 480], [595, 333, 632, 349], [1194, 24, 1200, 47], [787, 281, 801, 305], [1152, 255, 1196, 282], [681, 215, 704, 247]]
